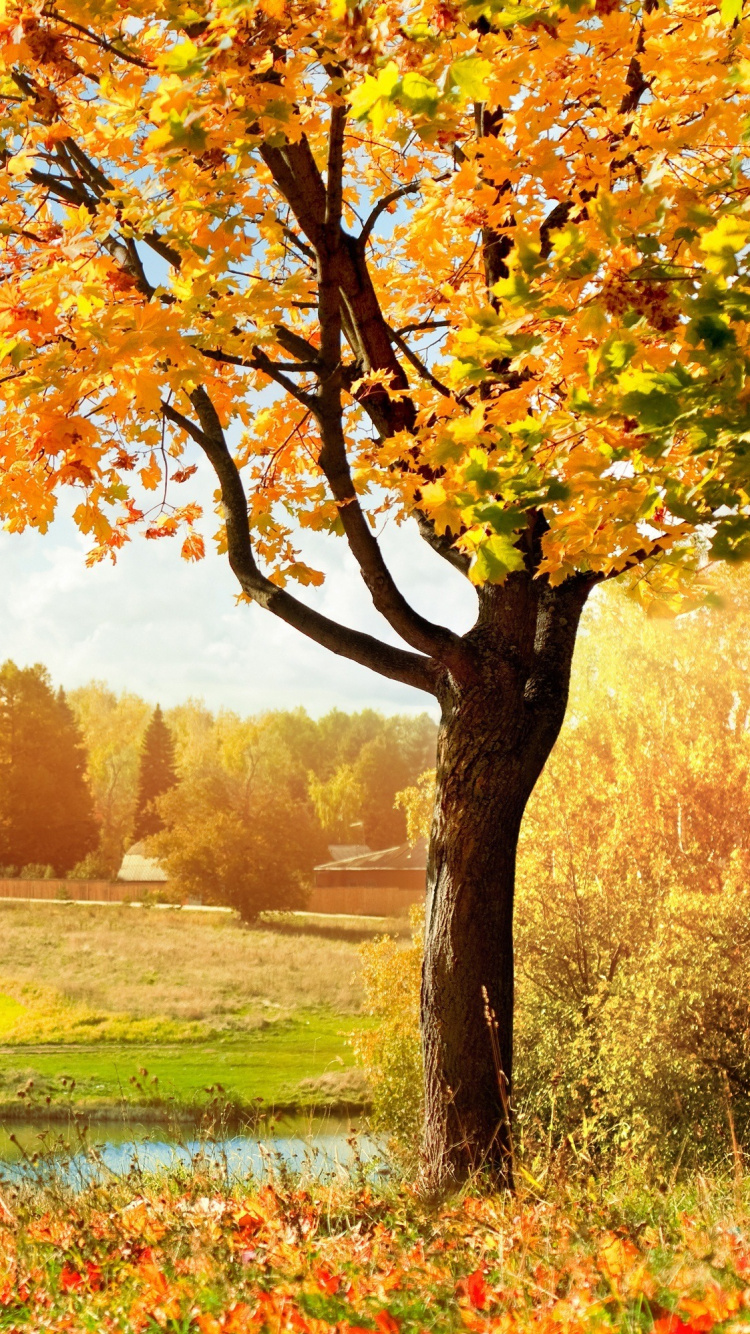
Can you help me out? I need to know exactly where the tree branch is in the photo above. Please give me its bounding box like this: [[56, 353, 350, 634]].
[[359, 180, 421, 250], [388, 324, 453, 399], [309, 112, 468, 669], [44, 9, 154, 70], [162, 392, 439, 694]]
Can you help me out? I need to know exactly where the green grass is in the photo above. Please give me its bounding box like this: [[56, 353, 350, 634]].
[[0, 1012, 375, 1119], [0, 902, 386, 1119]]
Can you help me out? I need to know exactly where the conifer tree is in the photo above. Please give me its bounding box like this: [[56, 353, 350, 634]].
[[0, 663, 98, 875], [132, 706, 177, 842]]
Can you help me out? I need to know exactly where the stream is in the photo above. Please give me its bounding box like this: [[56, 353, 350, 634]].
[[0, 1115, 384, 1185]]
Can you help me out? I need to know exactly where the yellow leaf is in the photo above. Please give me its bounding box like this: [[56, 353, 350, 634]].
[[140, 454, 162, 491]]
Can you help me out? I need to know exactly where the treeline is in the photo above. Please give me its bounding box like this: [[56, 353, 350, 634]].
[[0, 663, 436, 911]]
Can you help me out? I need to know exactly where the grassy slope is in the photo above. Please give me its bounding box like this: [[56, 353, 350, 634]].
[[0, 903, 379, 1116]]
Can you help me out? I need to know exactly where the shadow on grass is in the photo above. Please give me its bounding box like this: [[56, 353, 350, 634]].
[[258, 912, 412, 943]]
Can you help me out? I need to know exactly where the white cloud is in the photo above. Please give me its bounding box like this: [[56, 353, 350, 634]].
[[0, 487, 477, 719]]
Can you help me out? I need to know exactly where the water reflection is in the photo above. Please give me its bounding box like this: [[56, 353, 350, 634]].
[[0, 1115, 383, 1185]]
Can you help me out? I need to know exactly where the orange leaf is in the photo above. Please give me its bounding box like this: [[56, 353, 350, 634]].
[[181, 532, 205, 561], [140, 453, 162, 491], [375, 1312, 401, 1334]]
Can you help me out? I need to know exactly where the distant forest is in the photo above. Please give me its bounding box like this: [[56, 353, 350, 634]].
[[0, 661, 436, 916]]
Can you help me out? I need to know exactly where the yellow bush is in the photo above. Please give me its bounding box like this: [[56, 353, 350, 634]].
[[352, 904, 424, 1153]]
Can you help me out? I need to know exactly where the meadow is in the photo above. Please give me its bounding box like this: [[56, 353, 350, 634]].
[[0, 903, 382, 1119]]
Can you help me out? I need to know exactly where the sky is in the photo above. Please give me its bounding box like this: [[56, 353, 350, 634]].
[[0, 474, 478, 719]]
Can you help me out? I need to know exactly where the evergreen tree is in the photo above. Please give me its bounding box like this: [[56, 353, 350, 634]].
[[132, 705, 176, 841], [0, 662, 98, 875]]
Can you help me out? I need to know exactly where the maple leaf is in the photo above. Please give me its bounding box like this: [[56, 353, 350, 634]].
[[181, 532, 205, 561], [172, 464, 198, 484], [139, 455, 162, 491]]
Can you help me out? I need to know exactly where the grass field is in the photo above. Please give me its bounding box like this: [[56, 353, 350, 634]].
[[0, 902, 381, 1118]]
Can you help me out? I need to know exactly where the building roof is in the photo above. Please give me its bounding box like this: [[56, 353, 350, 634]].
[[327, 844, 371, 862], [315, 839, 427, 874], [117, 841, 169, 883]]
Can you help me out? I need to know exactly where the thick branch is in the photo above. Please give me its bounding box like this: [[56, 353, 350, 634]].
[[388, 324, 453, 399], [162, 393, 439, 694], [312, 118, 465, 667]]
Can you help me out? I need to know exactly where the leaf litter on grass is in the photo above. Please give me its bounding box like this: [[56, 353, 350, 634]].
[[2, 1173, 750, 1332]]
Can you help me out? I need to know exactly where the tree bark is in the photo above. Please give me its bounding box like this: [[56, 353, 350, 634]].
[[420, 571, 592, 1193]]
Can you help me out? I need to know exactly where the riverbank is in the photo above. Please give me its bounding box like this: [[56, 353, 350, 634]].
[[0, 1014, 374, 1123]]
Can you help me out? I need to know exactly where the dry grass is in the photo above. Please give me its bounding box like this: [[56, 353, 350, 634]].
[[0, 902, 364, 1026]]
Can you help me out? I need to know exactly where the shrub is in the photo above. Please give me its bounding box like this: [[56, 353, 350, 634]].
[[353, 904, 423, 1156]]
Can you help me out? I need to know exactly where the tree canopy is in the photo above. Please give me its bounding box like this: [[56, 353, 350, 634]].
[[0, 0, 747, 647]]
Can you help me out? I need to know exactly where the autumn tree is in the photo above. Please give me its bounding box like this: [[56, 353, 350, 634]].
[[309, 710, 436, 846], [382, 574, 750, 1163], [69, 682, 152, 873], [150, 710, 317, 917], [0, 0, 749, 1187], [0, 662, 98, 874], [132, 705, 177, 841]]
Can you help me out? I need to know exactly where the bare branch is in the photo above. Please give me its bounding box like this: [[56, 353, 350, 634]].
[[388, 324, 453, 399], [359, 180, 421, 250], [162, 393, 439, 694]]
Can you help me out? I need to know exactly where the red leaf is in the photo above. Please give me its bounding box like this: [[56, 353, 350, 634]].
[[59, 1265, 83, 1292], [466, 1270, 489, 1309], [85, 1260, 103, 1290], [375, 1313, 400, 1334], [652, 1319, 711, 1334], [172, 464, 198, 484], [314, 1265, 340, 1295]]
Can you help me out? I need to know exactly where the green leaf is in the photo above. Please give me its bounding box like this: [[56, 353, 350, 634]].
[[473, 503, 525, 534], [700, 213, 750, 275], [463, 453, 501, 493], [399, 71, 440, 114], [349, 62, 400, 123], [710, 515, 750, 562], [469, 533, 526, 585], [688, 314, 736, 351], [619, 390, 680, 430], [448, 56, 491, 102], [162, 39, 207, 76], [603, 338, 637, 372]]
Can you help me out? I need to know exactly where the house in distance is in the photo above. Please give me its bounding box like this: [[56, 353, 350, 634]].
[[115, 839, 428, 917], [309, 841, 427, 917]]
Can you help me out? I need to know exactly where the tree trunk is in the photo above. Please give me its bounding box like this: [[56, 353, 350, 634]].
[[420, 571, 591, 1193]]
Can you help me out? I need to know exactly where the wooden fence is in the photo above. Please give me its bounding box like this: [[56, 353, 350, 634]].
[[0, 879, 167, 903], [306, 883, 423, 917], [0, 879, 425, 917]]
